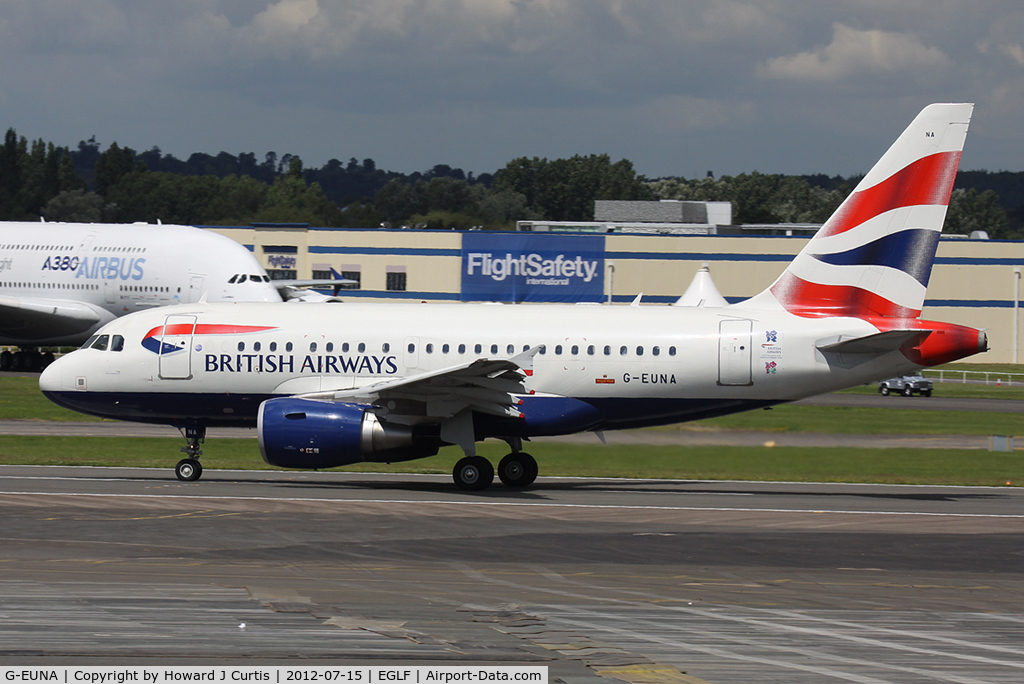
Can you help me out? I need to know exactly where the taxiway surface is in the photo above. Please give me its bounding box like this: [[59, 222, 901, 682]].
[[1, 465, 1022, 683]]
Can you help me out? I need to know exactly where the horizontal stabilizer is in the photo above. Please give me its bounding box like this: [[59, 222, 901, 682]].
[[816, 329, 932, 355]]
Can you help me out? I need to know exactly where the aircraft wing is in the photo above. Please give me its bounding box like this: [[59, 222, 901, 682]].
[[0, 295, 110, 342], [273, 279, 357, 302], [303, 347, 543, 423]]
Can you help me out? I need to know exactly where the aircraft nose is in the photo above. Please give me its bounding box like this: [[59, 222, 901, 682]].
[[39, 352, 79, 393]]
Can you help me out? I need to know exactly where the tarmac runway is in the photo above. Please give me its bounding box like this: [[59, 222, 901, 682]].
[[1, 465, 1022, 683]]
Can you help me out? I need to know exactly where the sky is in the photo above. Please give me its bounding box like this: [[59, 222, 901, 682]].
[[1, 0, 1022, 179]]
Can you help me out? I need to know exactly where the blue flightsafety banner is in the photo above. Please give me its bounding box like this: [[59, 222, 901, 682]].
[[461, 232, 605, 302]]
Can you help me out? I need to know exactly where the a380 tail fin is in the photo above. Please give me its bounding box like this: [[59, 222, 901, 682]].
[[748, 103, 974, 319]]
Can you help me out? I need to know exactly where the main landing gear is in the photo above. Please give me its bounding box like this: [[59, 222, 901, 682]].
[[175, 426, 206, 482], [452, 438, 538, 491]]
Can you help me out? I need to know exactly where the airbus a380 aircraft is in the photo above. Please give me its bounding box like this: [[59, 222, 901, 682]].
[[40, 104, 987, 489], [0, 221, 284, 369]]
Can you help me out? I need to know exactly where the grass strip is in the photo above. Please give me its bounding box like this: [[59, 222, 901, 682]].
[[0, 437, 1019, 487]]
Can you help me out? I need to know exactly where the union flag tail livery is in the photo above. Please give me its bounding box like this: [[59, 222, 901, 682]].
[[752, 103, 973, 319], [40, 104, 988, 491]]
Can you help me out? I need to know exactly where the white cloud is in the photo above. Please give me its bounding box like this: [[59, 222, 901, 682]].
[[759, 22, 948, 82]]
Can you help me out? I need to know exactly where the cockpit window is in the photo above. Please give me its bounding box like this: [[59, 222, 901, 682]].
[[111, 335, 125, 352], [90, 334, 109, 351], [228, 274, 239, 284], [251, 275, 263, 282], [81, 335, 99, 350], [238, 274, 247, 283]]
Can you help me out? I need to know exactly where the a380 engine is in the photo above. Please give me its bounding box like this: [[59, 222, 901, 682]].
[[257, 397, 438, 470]]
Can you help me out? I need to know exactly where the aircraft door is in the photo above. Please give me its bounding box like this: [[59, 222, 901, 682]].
[[189, 276, 205, 303], [718, 319, 752, 386], [158, 314, 197, 380]]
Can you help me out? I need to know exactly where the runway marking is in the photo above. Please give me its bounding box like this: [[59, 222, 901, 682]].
[[549, 606, 1012, 684], [1, 489, 1023, 519]]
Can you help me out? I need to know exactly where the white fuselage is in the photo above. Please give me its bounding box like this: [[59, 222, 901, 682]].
[[40, 300, 916, 432], [0, 222, 282, 346]]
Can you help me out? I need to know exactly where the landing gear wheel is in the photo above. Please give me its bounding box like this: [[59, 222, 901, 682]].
[[175, 458, 203, 482], [498, 452, 538, 488], [453, 456, 494, 491]]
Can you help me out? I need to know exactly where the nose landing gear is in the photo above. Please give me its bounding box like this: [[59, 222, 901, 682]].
[[175, 426, 206, 481]]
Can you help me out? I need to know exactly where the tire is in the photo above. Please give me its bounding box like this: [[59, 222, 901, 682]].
[[453, 456, 494, 491], [879, 385, 889, 396], [175, 458, 203, 482], [903, 386, 913, 396], [498, 452, 538, 488], [0, 351, 11, 371], [921, 389, 932, 397]]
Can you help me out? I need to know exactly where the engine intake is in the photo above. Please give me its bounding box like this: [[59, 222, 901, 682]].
[[257, 397, 437, 470]]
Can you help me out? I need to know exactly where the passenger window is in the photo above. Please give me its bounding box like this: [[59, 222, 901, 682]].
[[285, 342, 293, 352], [237, 342, 245, 352], [636, 346, 644, 356], [443, 343, 450, 354], [270, 342, 277, 352], [91, 335, 109, 351], [458, 344, 466, 354], [474, 344, 482, 354], [669, 346, 677, 356], [653, 346, 660, 356], [587, 345, 595, 355], [342, 342, 350, 352], [426, 343, 434, 353], [254, 342, 261, 352], [358, 342, 365, 353], [111, 335, 124, 352], [408, 343, 415, 353], [326, 342, 333, 352], [382, 342, 389, 353], [490, 344, 498, 354], [310, 342, 317, 352], [506, 344, 514, 355], [571, 345, 579, 355], [620, 346, 627, 356], [603, 345, 611, 355], [555, 345, 563, 355]]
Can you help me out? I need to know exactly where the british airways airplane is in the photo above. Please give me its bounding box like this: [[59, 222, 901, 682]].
[[0, 222, 352, 370], [39, 104, 987, 490]]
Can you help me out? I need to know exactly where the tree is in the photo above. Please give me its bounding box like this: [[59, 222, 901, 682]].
[[42, 189, 105, 223], [945, 188, 1008, 238], [493, 154, 651, 221], [94, 142, 138, 196]]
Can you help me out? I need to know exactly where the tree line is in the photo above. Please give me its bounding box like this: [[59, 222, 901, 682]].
[[1, 128, 1021, 237]]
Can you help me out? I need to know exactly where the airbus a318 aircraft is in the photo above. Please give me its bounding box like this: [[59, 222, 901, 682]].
[[40, 104, 987, 489]]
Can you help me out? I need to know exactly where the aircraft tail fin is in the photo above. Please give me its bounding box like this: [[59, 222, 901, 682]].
[[746, 103, 974, 319]]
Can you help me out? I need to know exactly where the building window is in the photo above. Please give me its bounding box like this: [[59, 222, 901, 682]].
[[386, 272, 407, 291], [339, 271, 361, 290], [268, 270, 296, 281]]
